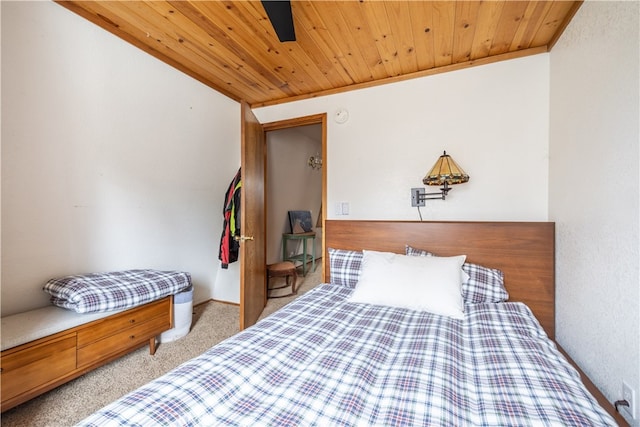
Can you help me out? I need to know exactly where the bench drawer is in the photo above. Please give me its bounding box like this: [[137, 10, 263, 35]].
[[77, 313, 170, 368], [76, 297, 171, 347], [1, 333, 76, 402], [1, 296, 173, 412]]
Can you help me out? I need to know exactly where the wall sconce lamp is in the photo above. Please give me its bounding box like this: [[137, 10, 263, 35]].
[[411, 151, 469, 206], [308, 153, 323, 170]]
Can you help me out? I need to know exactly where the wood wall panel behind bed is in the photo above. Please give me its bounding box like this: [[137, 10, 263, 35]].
[[324, 220, 555, 338]]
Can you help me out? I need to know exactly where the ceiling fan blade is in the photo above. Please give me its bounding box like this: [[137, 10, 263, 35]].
[[261, 0, 296, 42]]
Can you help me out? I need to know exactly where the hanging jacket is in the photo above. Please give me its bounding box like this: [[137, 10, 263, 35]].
[[219, 168, 242, 269]]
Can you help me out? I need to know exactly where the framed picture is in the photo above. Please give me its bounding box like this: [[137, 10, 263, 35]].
[[288, 210, 313, 233]]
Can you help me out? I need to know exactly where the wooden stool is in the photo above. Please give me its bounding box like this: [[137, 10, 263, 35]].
[[267, 261, 298, 298]]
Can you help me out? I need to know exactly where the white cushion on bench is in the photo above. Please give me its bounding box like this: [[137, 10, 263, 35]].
[[1, 305, 126, 351]]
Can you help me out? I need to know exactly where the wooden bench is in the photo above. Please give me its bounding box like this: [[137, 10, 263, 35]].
[[0, 296, 173, 412]]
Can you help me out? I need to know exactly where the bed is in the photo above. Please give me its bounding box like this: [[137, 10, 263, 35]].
[[78, 221, 620, 426]]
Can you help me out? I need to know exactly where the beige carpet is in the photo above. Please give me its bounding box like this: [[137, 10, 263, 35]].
[[1, 264, 322, 427]]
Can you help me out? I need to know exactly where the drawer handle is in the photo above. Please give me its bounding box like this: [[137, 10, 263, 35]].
[[129, 319, 136, 324], [129, 335, 136, 340]]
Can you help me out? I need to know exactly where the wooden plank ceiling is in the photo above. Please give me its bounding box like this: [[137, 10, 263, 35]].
[[57, 1, 581, 107]]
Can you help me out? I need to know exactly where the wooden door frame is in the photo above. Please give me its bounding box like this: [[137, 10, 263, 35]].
[[262, 113, 327, 282]]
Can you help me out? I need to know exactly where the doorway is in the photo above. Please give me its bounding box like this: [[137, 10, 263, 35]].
[[240, 111, 326, 329], [262, 114, 327, 284]]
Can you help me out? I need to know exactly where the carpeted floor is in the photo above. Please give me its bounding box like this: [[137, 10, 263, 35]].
[[1, 264, 322, 427]]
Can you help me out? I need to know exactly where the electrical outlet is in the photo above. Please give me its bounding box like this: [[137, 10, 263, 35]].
[[623, 381, 636, 419]]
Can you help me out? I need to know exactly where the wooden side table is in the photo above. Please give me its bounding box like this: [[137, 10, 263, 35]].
[[282, 232, 316, 276]]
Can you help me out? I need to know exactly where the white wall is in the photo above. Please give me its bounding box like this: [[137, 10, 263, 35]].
[[1, 1, 241, 315], [266, 125, 322, 265], [549, 2, 640, 425], [255, 54, 550, 221]]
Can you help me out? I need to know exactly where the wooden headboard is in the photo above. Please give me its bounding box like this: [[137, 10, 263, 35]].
[[324, 220, 555, 338]]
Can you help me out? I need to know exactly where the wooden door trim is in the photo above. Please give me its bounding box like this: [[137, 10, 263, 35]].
[[262, 114, 326, 132]]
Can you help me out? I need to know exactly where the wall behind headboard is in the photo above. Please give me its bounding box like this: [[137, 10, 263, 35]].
[[255, 53, 550, 223]]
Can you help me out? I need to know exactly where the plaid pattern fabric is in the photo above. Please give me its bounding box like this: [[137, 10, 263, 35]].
[[79, 284, 615, 427], [461, 262, 507, 304], [44, 269, 191, 313], [404, 244, 435, 257], [328, 248, 362, 287], [406, 245, 509, 303]]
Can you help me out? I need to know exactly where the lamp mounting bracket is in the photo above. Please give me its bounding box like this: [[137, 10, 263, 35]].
[[411, 183, 452, 206]]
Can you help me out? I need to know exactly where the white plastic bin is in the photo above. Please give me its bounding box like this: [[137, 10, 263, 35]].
[[159, 286, 193, 343]]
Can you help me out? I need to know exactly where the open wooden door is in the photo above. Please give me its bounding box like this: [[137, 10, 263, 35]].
[[239, 101, 267, 330]]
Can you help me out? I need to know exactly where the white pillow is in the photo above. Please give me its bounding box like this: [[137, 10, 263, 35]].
[[348, 250, 466, 319]]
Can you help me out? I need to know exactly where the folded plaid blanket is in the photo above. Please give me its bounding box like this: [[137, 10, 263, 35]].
[[43, 269, 191, 313]]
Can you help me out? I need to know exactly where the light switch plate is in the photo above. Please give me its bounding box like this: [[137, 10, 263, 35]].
[[341, 202, 349, 215]]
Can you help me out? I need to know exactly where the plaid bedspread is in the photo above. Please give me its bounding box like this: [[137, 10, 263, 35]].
[[79, 284, 615, 426], [44, 269, 191, 313]]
